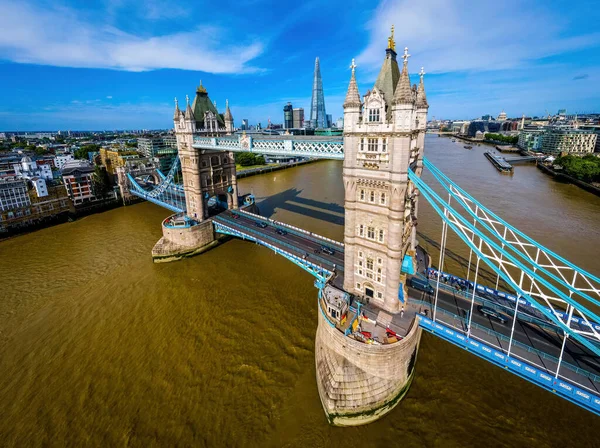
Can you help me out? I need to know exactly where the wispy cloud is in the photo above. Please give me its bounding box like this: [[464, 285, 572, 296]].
[[573, 74, 589, 80], [356, 0, 600, 75], [0, 0, 264, 73]]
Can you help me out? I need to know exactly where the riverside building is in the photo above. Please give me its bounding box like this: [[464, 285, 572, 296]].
[[540, 128, 597, 155]]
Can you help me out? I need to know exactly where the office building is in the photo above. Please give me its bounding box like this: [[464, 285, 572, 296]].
[[517, 129, 544, 151], [540, 128, 597, 155], [0, 178, 30, 212], [241, 119, 249, 131], [293, 108, 304, 128], [309, 57, 327, 128], [61, 160, 98, 206], [54, 153, 75, 169], [283, 103, 293, 129]]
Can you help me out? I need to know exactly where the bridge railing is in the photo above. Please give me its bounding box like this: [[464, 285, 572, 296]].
[[418, 312, 600, 415], [213, 215, 339, 271], [212, 218, 334, 281], [237, 209, 344, 248], [412, 299, 600, 388]]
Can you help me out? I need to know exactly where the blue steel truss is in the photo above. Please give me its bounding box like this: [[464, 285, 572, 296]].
[[212, 219, 332, 285], [409, 158, 600, 357], [193, 135, 343, 160], [127, 156, 186, 213]]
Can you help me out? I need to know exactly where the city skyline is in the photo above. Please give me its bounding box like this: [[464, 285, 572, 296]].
[[0, 0, 599, 131]]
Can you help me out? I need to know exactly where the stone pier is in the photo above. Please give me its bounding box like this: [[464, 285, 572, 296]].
[[152, 216, 219, 263], [315, 307, 422, 426]]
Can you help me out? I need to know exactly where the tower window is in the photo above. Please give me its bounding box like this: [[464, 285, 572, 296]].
[[369, 109, 380, 122], [360, 189, 365, 201], [368, 138, 378, 152], [359, 224, 364, 236], [360, 138, 365, 151], [380, 192, 386, 205], [378, 229, 385, 243], [367, 226, 375, 240], [366, 258, 374, 271], [370, 191, 375, 202], [382, 138, 387, 152]]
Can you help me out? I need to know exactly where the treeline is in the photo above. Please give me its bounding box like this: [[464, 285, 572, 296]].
[[484, 133, 518, 144], [235, 152, 266, 167], [555, 154, 600, 183]]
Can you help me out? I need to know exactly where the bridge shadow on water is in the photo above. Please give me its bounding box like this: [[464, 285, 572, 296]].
[[254, 188, 345, 226]]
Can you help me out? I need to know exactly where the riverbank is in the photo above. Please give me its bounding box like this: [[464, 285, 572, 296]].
[[537, 163, 600, 197]]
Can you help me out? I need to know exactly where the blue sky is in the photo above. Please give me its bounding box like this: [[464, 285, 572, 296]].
[[0, 0, 599, 131]]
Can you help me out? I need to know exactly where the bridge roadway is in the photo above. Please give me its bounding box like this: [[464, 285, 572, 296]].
[[412, 287, 600, 393], [212, 210, 600, 393], [213, 210, 345, 288]]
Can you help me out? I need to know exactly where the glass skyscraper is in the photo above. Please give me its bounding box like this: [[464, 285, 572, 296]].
[[310, 57, 327, 129]]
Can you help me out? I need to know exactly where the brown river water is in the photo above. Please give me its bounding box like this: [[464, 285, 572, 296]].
[[1, 136, 599, 447]]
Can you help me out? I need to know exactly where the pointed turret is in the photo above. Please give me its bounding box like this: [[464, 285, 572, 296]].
[[224, 99, 233, 120], [173, 97, 181, 120], [416, 67, 428, 108], [185, 94, 194, 120], [374, 26, 400, 115], [343, 59, 361, 108], [394, 47, 413, 104], [224, 99, 234, 134]]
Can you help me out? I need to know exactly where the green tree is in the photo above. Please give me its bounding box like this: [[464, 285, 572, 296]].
[[74, 144, 100, 160], [92, 165, 111, 198], [236, 152, 256, 166]]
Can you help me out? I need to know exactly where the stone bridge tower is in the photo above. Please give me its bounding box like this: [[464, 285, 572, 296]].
[[152, 84, 239, 261], [342, 35, 428, 314], [315, 28, 429, 428]]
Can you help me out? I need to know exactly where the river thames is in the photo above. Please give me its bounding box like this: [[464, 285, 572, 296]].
[[1, 135, 599, 447]]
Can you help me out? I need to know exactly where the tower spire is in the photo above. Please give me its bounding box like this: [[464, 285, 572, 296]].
[[310, 57, 327, 128], [394, 47, 413, 104], [387, 25, 396, 51], [173, 97, 181, 120], [416, 67, 428, 108], [344, 59, 361, 108], [185, 94, 194, 119]]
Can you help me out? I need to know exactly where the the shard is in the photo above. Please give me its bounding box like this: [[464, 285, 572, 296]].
[[310, 57, 327, 128]]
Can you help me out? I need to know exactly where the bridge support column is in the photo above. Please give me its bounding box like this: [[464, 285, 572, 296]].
[[315, 309, 422, 426], [151, 215, 218, 263]]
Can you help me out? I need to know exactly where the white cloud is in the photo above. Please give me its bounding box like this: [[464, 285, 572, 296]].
[[357, 0, 600, 75], [0, 0, 264, 73], [106, 96, 113, 99]]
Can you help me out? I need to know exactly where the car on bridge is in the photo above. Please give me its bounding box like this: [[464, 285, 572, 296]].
[[321, 246, 335, 256], [407, 277, 434, 294], [276, 228, 288, 235], [255, 221, 268, 228], [477, 305, 508, 324]]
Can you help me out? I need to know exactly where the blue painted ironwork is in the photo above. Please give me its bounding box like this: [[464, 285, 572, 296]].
[[419, 314, 600, 416], [127, 156, 186, 213], [193, 135, 343, 160], [409, 160, 600, 357], [212, 218, 332, 284]]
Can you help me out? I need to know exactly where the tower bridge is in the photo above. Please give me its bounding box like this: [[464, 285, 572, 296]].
[[123, 29, 600, 423]]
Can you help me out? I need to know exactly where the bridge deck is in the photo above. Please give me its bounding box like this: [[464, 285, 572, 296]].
[[213, 210, 345, 289], [212, 209, 600, 398]]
